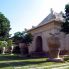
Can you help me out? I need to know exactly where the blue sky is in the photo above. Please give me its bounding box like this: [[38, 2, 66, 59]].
[[0, 0, 69, 36]]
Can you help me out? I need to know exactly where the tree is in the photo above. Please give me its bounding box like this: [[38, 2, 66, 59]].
[[60, 4, 69, 56], [61, 4, 69, 34], [0, 41, 7, 54], [0, 12, 11, 40], [13, 31, 33, 45], [23, 33, 33, 45], [7, 39, 13, 55], [13, 31, 33, 56], [7, 39, 13, 47], [13, 32, 24, 44], [0, 12, 11, 54], [0, 40, 13, 54]]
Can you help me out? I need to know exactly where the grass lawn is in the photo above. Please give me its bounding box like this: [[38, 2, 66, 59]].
[[0, 54, 69, 69]]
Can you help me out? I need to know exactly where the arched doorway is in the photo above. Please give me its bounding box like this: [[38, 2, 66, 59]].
[[35, 36, 43, 52]]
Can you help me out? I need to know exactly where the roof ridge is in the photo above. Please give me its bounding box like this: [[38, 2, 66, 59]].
[[37, 10, 64, 27]]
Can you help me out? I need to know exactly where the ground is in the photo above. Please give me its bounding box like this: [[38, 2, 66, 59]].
[[0, 54, 69, 69]]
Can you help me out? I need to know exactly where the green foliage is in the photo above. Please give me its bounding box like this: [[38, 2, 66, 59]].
[[7, 39, 13, 47], [13, 32, 24, 44], [61, 21, 69, 34], [0, 41, 3, 47], [24, 33, 33, 44], [0, 40, 13, 48], [0, 12, 11, 40], [0, 41, 7, 47], [61, 4, 69, 34], [14, 32, 23, 38], [65, 4, 69, 14], [13, 31, 33, 45]]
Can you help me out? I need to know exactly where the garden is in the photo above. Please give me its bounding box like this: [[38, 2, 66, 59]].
[[0, 2, 69, 69], [0, 54, 69, 69]]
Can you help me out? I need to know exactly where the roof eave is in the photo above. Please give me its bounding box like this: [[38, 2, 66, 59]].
[[28, 19, 63, 32]]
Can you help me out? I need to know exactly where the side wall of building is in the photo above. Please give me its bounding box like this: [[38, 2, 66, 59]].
[[28, 21, 69, 54]]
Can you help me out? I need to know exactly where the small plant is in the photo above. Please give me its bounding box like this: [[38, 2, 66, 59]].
[[7, 39, 13, 55], [0, 41, 7, 54]]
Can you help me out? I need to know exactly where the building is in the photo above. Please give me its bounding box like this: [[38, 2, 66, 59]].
[[28, 9, 69, 56]]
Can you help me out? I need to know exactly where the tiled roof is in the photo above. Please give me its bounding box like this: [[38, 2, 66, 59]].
[[37, 10, 64, 27]]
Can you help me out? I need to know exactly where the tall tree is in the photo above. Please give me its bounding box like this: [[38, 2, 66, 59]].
[[0, 12, 11, 40], [13, 31, 33, 55], [61, 4, 69, 34]]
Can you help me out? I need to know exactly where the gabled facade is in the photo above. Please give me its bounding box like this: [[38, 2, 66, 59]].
[[28, 9, 69, 55]]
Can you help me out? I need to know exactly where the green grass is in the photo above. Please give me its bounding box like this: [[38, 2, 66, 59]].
[[0, 54, 69, 69]]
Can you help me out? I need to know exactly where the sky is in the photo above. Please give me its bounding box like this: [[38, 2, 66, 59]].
[[0, 0, 69, 36]]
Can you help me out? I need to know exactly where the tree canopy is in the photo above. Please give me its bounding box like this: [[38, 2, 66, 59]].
[[13, 31, 33, 45], [61, 4, 69, 34], [0, 41, 7, 48], [7, 39, 13, 47], [0, 12, 11, 40]]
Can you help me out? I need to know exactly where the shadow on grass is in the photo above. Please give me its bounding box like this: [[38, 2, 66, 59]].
[[64, 56, 69, 62], [0, 54, 48, 68], [0, 54, 46, 61], [0, 55, 25, 61], [0, 60, 47, 68]]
